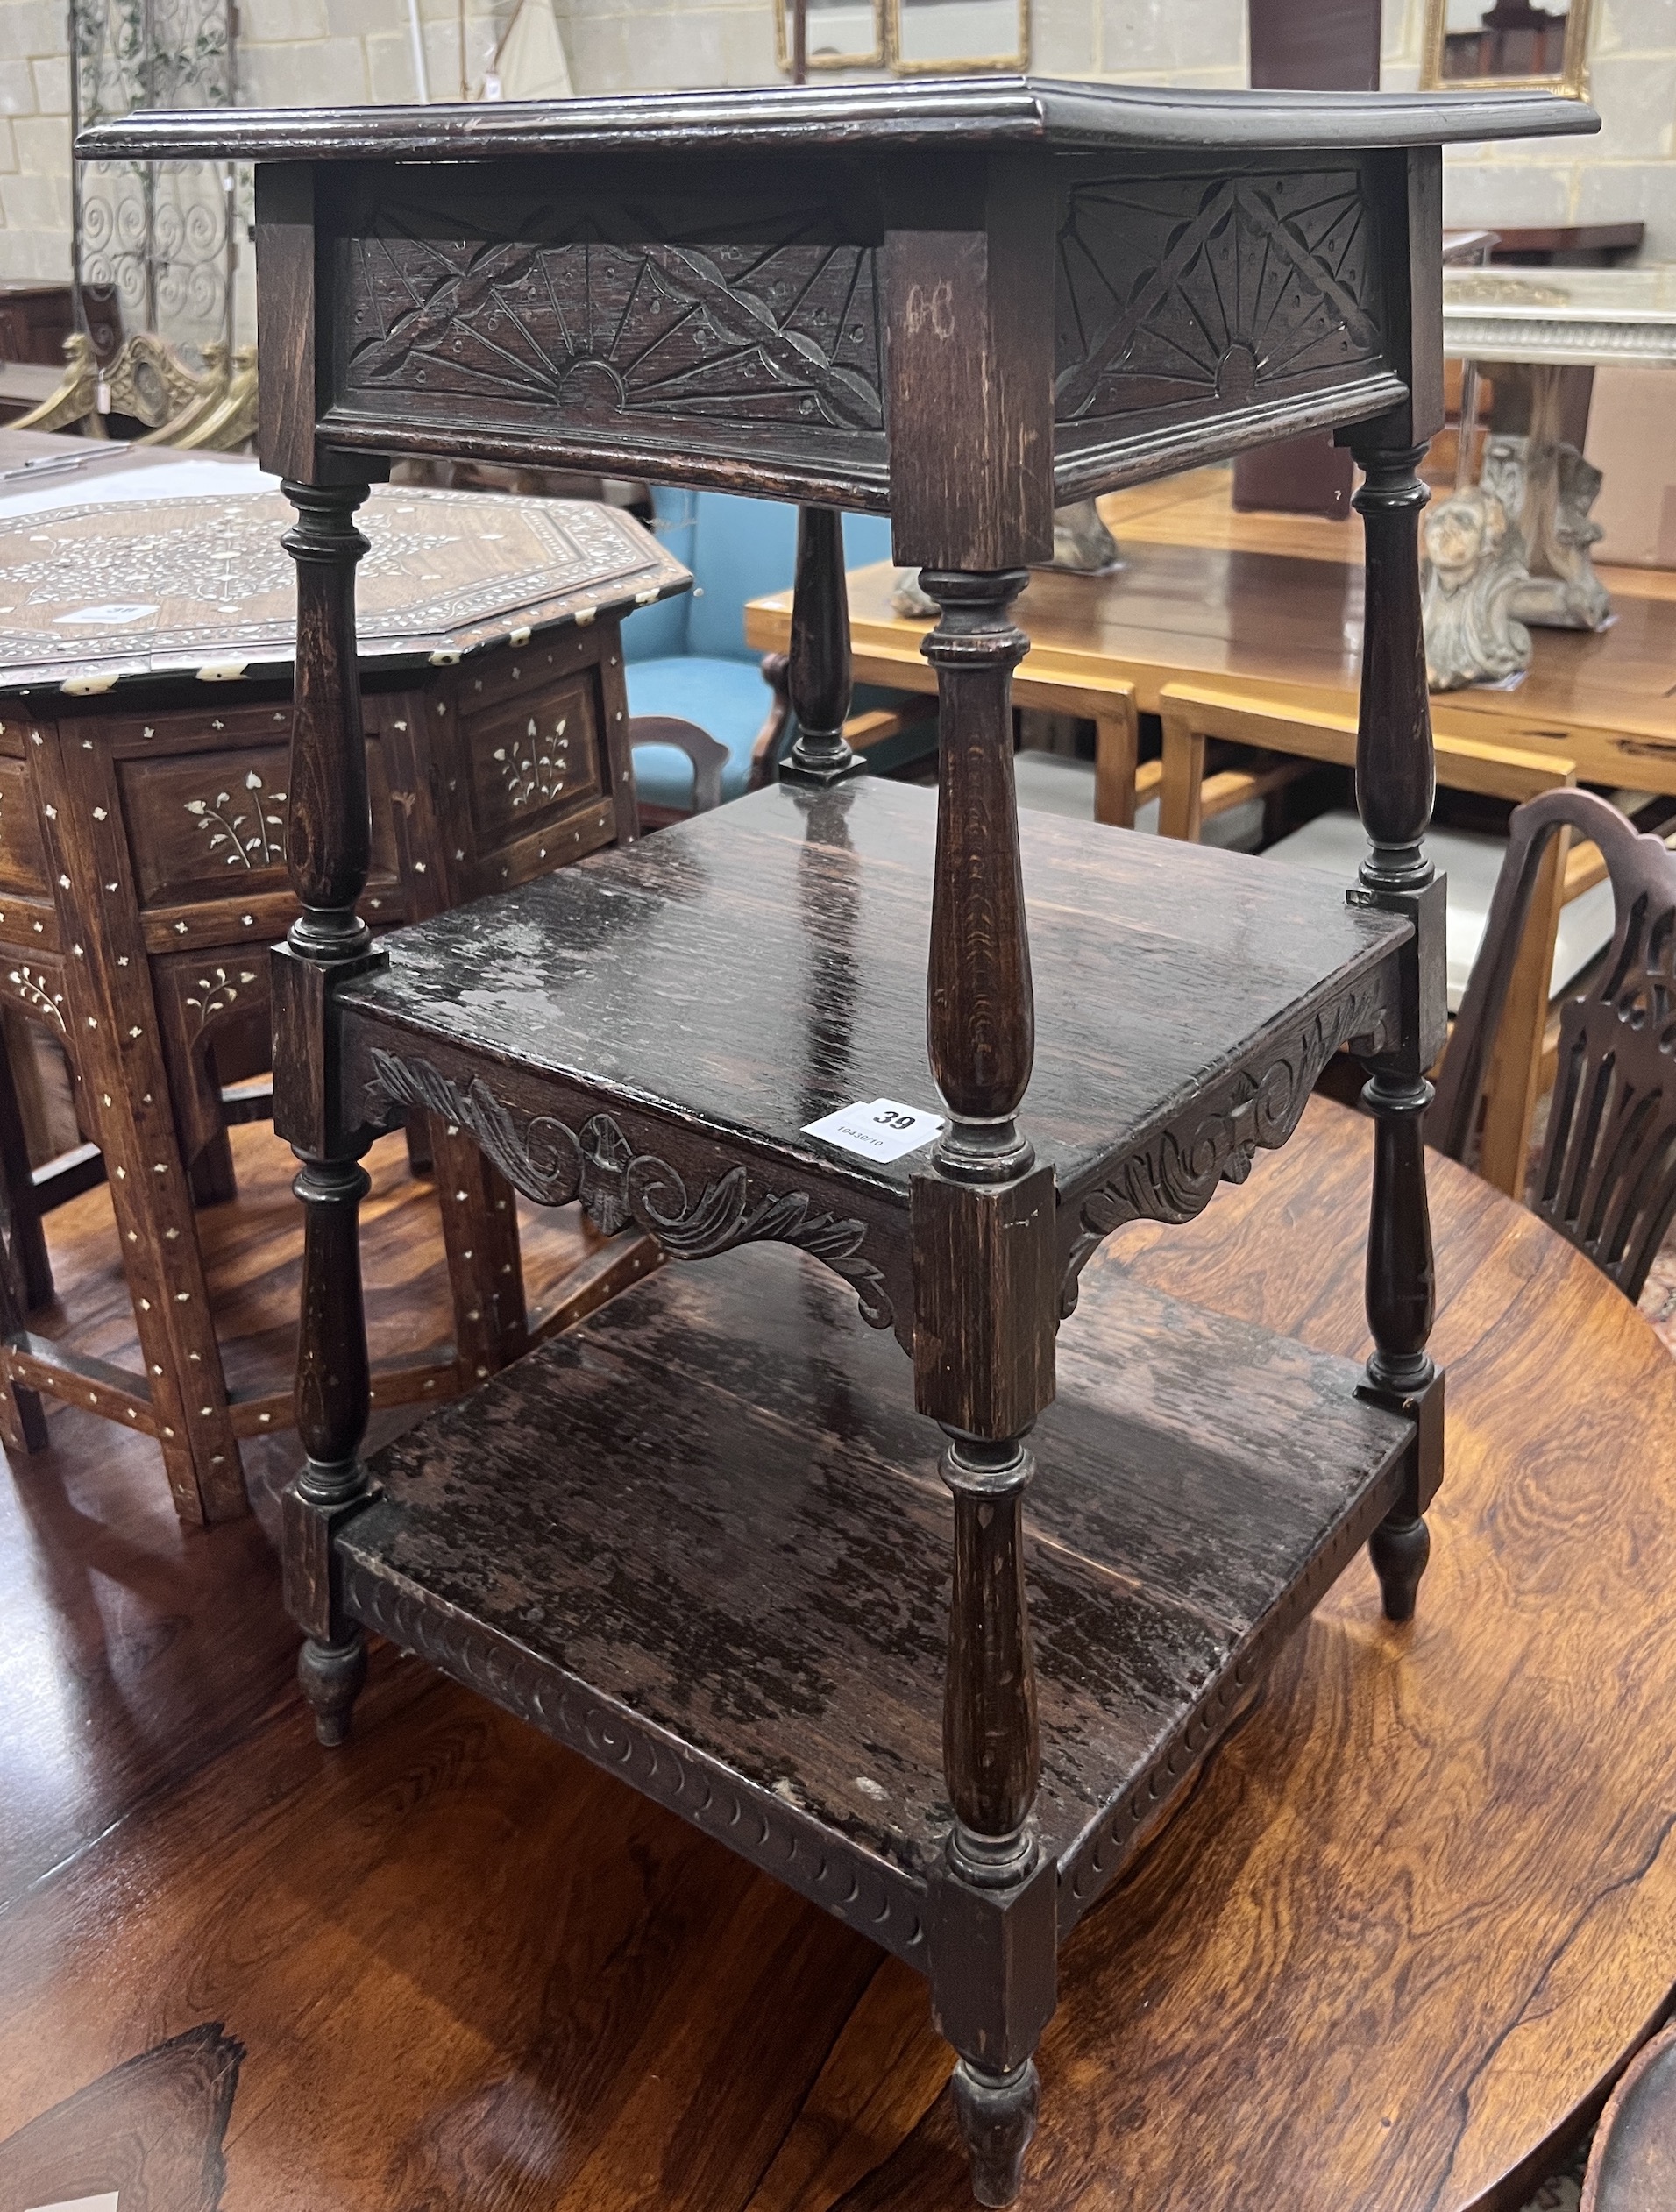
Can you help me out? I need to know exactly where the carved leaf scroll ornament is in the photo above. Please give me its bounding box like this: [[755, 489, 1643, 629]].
[[366, 1049, 892, 1329], [1059, 983, 1387, 1315]]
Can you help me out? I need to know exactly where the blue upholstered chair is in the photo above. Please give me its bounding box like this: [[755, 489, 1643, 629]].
[[623, 487, 896, 818]]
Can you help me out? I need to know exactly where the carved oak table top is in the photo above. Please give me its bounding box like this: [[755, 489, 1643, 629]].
[[0, 480, 686, 694]]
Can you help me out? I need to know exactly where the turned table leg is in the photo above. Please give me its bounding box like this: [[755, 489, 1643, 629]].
[[1348, 440, 1447, 1623], [273, 479, 380, 1743], [914, 566, 1057, 2209], [778, 506, 863, 789]]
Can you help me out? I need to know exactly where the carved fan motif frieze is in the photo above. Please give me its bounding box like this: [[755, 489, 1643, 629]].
[[1054, 167, 1385, 434], [340, 208, 886, 450]]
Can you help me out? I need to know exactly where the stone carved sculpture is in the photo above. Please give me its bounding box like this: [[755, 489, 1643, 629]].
[[1051, 497, 1123, 573], [1421, 482, 1533, 692], [1481, 431, 1610, 632], [891, 499, 1122, 617]]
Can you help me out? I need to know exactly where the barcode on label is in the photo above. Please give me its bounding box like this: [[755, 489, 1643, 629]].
[[802, 1097, 945, 1163]]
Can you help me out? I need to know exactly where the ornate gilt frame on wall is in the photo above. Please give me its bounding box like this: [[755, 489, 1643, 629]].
[[1419, 0, 1592, 99], [884, 0, 1030, 74], [773, 0, 885, 73]]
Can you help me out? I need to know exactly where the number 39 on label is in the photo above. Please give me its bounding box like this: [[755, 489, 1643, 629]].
[[801, 1096, 946, 1163]]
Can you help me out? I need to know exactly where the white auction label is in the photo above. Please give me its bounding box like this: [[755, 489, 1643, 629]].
[[802, 1097, 945, 1163]]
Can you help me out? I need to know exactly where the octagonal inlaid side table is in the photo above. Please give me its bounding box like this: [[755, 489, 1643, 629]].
[[0, 475, 687, 1522]]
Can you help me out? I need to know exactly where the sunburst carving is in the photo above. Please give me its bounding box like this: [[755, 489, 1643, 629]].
[[1055, 167, 1383, 429], [343, 210, 884, 438]]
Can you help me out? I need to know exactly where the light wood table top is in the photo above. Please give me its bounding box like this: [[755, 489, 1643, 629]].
[[744, 468, 1676, 794], [3, 1099, 1672, 2212]]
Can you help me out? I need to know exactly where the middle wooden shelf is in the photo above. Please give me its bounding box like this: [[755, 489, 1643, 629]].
[[331, 776, 1413, 1344]]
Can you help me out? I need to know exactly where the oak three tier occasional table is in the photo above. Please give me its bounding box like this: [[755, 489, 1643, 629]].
[[82, 76, 1595, 2204]]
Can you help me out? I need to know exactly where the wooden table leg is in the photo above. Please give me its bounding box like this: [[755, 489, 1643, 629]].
[[272, 477, 380, 1744], [0, 1007, 52, 1314], [1346, 436, 1447, 1623], [915, 566, 1058, 2209], [432, 1127, 527, 1385], [36, 721, 248, 1524]]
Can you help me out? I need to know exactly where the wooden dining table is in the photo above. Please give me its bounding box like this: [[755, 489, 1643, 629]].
[[744, 467, 1676, 815], [2, 1095, 1672, 2212]]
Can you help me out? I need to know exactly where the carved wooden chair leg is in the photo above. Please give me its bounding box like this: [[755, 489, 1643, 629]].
[[1346, 438, 1448, 1620], [272, 479, 382, 1747], [913, 566, 1059, 2207]]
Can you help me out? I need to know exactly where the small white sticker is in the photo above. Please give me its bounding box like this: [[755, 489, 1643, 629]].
[[28, 2195, 121, 2212], [803, 1096, 945, 1164], [54, 604, 159, 626]]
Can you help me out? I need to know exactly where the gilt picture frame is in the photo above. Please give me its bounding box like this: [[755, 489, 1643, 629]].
[[1419, 0, 1592, 100]]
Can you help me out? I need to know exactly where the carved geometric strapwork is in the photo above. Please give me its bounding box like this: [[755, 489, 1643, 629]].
[[366, 1049, 893, 1328], [338, 197, 886, 479], [184, 768, 288, 868], [341, 1565, 928, 1960], [1059, 980, 1388, 1314], [1053, 166, 1390, 483]]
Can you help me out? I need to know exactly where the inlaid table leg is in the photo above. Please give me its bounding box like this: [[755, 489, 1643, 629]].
[[273, 479, 381, 1744], [0, 1012, 52, 1314], [914, 567, 1058, 2208], [1347, 439, 1447, 1622], [39, 718, 248, 1522]]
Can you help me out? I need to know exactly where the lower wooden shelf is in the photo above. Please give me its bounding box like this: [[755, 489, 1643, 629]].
[[337, 1239, 1412, 1957]]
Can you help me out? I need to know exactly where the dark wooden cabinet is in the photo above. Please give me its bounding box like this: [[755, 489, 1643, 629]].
[[81, 74, 1596, 2204]]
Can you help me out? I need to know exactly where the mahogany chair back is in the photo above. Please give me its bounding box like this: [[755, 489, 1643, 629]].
[[1431, 786, 1676, 1300], [1155, 681, 1581, 1193]]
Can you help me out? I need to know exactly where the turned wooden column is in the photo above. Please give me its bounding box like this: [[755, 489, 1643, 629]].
[[915, 564, 1055, 2209], [923, 569, 1034, 1183], [780, 505, 861, 787], [1348, 440, 1446, 1622], [275, 478, 378, 1743]]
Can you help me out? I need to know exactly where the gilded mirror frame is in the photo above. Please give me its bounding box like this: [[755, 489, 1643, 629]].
[[774, 0, 885, 72], [1419, 0, 1592, 99], [884, 0, 1030, 74]]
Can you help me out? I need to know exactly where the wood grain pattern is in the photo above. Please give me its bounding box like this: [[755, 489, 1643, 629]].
[[1, 1101, 1669, 2212], [336, 777, 1408, 1222], [335, 1236, 1408, 1918], [822, 1096, 1676, 2212], [76, 79, 1602, 167], [744, 477, 1676, 798]]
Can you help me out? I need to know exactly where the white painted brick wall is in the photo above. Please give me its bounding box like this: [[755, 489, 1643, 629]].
[[0, 0, 1669, 324]]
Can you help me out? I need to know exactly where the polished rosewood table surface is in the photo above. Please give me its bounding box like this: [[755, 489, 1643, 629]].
[[1, 1095, 1671, 2212], [745, 466, 1676, 795]]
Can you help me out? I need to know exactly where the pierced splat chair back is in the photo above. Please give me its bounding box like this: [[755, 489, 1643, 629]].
[[1432, 787, 1676, 1301]]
